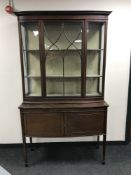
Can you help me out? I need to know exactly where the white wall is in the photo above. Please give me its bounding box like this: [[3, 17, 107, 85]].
[[0, 0, 131, 143]]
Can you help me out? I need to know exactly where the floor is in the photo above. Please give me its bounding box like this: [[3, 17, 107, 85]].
[[0, 143, 131, 175]]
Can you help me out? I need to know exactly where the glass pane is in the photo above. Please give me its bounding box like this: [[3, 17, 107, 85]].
[[21, 23, 39, 50], [86, 78, 102, 96], [64, 79, 81, 96], [64, 51, 81, 76], [46, 78, 63, 96], [28, 78, 41, 96], [46, 51, 63, 76], [44, 21, 82, 96], [24, 77, 41, 96], [99, 77, 103, 94], [87, 23, 105, 50], [21, 23, 41, 97], [28, 51, 41, 76], [86, 22, 105, 96], [87, 51, 99, 75], [24, 78, 28, 95], [87, 50, 104, 76]]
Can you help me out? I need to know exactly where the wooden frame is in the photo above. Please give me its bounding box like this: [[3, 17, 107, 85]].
[[15, 11, 111, 166], [16, 11, 111, 102]]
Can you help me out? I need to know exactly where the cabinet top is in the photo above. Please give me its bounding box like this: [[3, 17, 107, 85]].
[[19, 100, 109, 109], [14, 11, 112, 16]]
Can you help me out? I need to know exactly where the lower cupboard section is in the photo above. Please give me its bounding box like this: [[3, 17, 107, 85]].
[[23, 110, 106, 137], [65, 112, 105, 136], [24, 113, 64, 137]]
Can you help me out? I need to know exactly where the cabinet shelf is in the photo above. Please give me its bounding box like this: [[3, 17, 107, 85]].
[[46, 75, 102, 79], [47, 93, 81, 97], [25, 75, 41, 78], [46, 49, 81, 51], [27, 93, 41, 96], [87, 49, 104, 52], [23, 49, 39, 52], [23, 49, 104, 52], [46, 75, 81, 79], [86, 75, 102, 78], [45, 49, 81, 56], [86, 92, 102, 96]]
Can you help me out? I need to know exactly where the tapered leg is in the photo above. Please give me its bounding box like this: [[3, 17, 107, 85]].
[[30, 137, 34, 151], [102, 134, 106, 165], [22, 136, 28, 167], [96, 135, 100, 149], [20, 112, 28, 167], [30, 137, 32, 144]]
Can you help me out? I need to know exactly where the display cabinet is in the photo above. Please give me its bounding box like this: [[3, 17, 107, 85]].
[[15, 11, 111, 166]]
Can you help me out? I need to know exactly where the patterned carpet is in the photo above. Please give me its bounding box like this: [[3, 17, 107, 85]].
[[0, 143, 131, 175]]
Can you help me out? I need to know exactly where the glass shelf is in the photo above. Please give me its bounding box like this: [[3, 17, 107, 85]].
[[23, 49, 104, 52], [46, 75, 102, 78], [45, 49, 81, 51], [86, 92, 102, 96], [27, 92, 41, 97], [23, 49, 39, 52], [47, 93, 80, 97], [46, 75, 81, 78], [86, 75, 102, 78], [25, 75, 41, 78], [87, 49, 104, 51]]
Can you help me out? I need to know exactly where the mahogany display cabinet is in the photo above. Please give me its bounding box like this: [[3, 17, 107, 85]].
[[15, 11, 111, 166]]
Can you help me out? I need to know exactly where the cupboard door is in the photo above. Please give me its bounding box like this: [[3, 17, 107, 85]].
[[65, 111, 105, 136], [21, 22, 42, 97], [43, 21, 82, 96], [86, 22, 105, 96], [24, 113, 63, 137]]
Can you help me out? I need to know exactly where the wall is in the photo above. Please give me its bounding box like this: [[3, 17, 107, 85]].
[[0, 0, 131, 143]]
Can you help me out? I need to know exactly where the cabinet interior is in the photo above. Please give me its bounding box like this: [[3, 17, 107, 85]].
[[20, 19, 106, 98]]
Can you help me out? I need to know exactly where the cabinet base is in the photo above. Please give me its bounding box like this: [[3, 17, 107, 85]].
[[22, 135, 106, 166]]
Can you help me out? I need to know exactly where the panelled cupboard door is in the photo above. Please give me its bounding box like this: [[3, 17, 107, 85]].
[[24, 112, 64, 137], [65, 111, 105, 136]]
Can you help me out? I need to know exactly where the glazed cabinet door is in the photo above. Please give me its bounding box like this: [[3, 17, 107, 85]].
[[20, 22, 42, 97], [43, 21, 83, 97], [19, 19, 107, 99], [86, 21, 106, 97]]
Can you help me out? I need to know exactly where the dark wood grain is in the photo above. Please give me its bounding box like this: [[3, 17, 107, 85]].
[[19, 100, 108, 109], [24, 113, 64, 137], [65, 111, 105, 136], [16, 11, 110, 165], [14, 11, 112, 16]]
